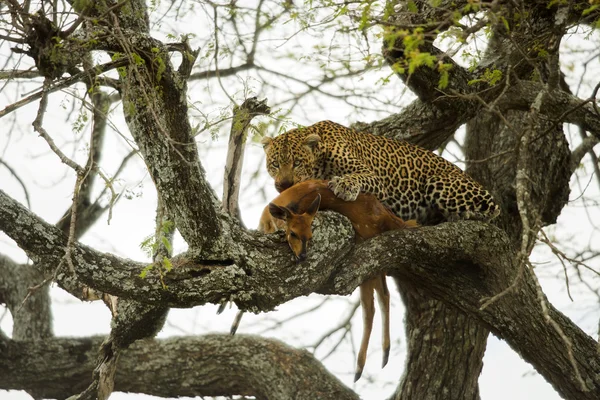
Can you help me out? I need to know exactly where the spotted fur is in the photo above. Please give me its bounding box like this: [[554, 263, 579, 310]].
[[261, 120, 500, 224]]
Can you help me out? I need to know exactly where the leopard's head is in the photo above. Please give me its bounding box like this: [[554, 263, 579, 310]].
[[261, 130, 321, 193]]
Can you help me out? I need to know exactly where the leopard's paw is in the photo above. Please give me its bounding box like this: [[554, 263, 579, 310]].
[[328, 176, 360, 201]]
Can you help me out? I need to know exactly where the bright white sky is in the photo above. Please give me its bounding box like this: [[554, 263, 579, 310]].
[[1, 2, 599, 400]]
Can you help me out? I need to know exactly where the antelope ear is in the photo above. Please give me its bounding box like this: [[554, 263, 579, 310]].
[[269, 203, 292, 221], [306, 193, 321, 217], [303, 134, 320, 151], [261, 136, 273, 150]]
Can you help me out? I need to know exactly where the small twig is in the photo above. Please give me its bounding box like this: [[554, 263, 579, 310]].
[[33, 79, 88, 276], [32, 79, 84, 174], [488, 64, 512, 110], [0, 59, 127, 119], [538, 229, 600, 279], [479, 259, 524, 310], [16, 277, 52, 313], [319, 323, 353, 363], [0, 158, 31, 208], [65, 173, 85, 274], [255, 298, 332, 334], [529, 260, 587, 392], [211, 4, 235, 103], [310, 300, 361, 351], [464, 148, 515, 165], [538, 230, 573, 301], [95, 169, 119, 225]]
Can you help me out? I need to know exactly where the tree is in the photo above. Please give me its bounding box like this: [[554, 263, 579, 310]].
[[1, 1, 600, 399]]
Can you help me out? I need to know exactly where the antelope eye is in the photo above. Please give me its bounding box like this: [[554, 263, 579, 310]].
[[289, 231, 298, 239], [293, 159, 301, 167]]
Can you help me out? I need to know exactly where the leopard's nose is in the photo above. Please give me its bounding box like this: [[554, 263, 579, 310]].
[[276, 179, 293, 192]]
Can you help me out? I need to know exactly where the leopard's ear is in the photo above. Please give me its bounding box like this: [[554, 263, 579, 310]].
[[303, 134, 320, 151], [261, 136, 273, 150]]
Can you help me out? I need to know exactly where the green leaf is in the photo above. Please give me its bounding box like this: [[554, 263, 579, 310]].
[[408, 51, 436, 74], [131, 52, 145, 66], [162, 257, 173, 272], [583, 5, 600, 17], [500, 16, 510, 32], [161, 236, 173, 253], [437, 63, 453, 89], [139, 264, 154, 279]]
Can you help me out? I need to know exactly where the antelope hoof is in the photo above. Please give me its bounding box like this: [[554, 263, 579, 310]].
[[354, 367, 364, 382], [382, 347, 390, 368]]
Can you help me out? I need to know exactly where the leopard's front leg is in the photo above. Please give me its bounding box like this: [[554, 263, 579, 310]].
[[328, 172, 388, 202]]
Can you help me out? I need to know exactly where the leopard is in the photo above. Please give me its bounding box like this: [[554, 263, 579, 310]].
[[261, 120, 500, 224]]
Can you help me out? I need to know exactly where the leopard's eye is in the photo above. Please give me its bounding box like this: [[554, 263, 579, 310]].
[[293, 159, 301, 168], [271, 161, 280, 169]]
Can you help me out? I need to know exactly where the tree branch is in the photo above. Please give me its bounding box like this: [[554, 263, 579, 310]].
[[356, 80, 600, 152], [0, 188, 355, 310], [0, 60, 127, 119], [0, 334, 359, 400], [222, 97, 271, 221], [1, 187, 599, 399], [496, 81, 600, 140]]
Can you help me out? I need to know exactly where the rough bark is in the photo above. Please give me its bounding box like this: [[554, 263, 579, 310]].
[[0, 334, 358, 400], [0, 255, 52, 342], [2, 187, 600, 399], [393, 282, 487, 400], [222, 97, 271, 222]]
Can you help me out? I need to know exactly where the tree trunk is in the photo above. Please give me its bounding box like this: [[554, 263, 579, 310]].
[[393, 282, 487, 400]]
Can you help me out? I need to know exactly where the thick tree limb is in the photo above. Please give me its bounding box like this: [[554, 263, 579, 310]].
[[357, 80, 600, 152], [0, 334, 359, 400], [1, 188, 598, 399], [0, 188, 355, 310], [354, 98, 479, 151], [496, 81, 600, 141], [102, 7, 222, 253]]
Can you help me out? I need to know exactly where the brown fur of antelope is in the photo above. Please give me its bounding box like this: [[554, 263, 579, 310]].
[[260, 179, 418, 381]]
